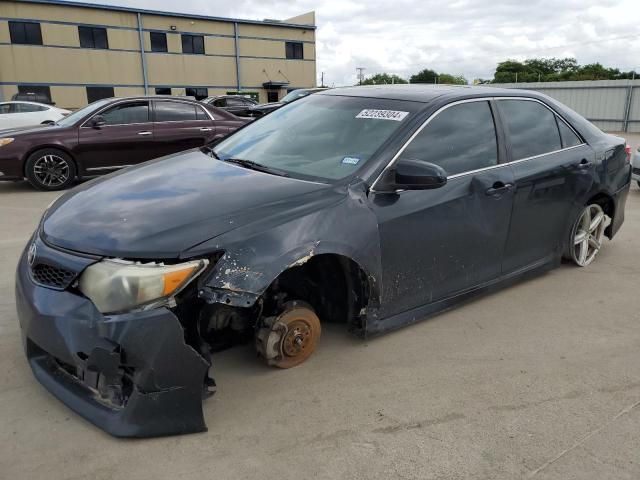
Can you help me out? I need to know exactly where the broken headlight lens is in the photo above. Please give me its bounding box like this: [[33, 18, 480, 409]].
[[78, 259, 208, 314]]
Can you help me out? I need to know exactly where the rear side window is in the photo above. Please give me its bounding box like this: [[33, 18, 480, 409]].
[[556, 119, 582, 148], [0, 104, 11, 114], [498, 100, 561, 160], [401, 101, 498, 176], [154, 101, 198, 121], [99, 101, 150, 125]]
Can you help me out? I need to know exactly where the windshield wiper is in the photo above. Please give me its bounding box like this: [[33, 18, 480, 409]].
[[224, 158, 289, 177]]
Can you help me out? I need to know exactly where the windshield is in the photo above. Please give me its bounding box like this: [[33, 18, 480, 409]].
[[213, 95, 418, 181], [55, 99, 112, 127]]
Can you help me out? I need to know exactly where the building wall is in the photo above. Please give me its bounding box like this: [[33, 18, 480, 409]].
[[0, 0, 317, 108]]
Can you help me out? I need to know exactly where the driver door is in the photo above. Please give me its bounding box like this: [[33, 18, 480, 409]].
[[371, 100, 515, 318]]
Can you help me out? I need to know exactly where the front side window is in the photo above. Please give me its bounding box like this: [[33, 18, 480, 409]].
[[498, 99, 561, 160], [213, 95, 420, 181], [9, 21, 42, 45], [0, 104, 12, 114], [150, 32, 168, 52], [99, 101, 150, 125], [79, 26, 109, 49], [86, 86, 114, 104], [154, 101, 199, 122], [182, 34, 205, 54], [285, 41, 303, 59], [213, 98, 226, 107], [401, 101, 498, 176]]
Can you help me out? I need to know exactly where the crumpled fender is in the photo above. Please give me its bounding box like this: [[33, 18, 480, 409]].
[[184, 181, 383, 306]]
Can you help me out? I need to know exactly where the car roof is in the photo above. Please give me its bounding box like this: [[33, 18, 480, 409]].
[[1, 100, 52, 107], [318, 84, 544, 103]]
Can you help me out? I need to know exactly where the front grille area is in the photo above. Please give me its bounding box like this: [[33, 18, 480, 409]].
[[31, 263, 76, 289]]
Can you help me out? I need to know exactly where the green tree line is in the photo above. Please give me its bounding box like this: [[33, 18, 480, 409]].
[[358, 58, 637, 86]]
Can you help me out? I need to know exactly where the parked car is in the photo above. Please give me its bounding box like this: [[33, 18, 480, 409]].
[[16, 85, 631, 437], [247, 87, 329, 116], [202, 95, 257, 117], [0, 96, 249, 190], [632, 146, 640, 187], [0, 101, 70, 129], [11, 91, 55, 105]]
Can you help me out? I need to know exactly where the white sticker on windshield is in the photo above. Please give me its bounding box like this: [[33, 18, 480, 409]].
[[356, 109, 409, 121]]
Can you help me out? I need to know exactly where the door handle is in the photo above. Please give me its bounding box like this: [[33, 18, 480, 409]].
[[576, 159, 593, 169], [137, 131, 152, 136], [199, 127, 213, 132], [485, 182, 513, 196]]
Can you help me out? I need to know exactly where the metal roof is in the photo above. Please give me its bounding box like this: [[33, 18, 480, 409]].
[[14, 0, 316, 29]]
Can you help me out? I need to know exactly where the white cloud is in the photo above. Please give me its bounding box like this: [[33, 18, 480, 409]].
[[93, 0, 640, 84]]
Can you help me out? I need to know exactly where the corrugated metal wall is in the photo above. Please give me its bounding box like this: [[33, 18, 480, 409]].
[[487, 80, 640, 133]]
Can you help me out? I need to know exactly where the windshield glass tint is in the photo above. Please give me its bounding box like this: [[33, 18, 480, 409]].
[[213, 95, 417, 181], [56, 99, 112, 127]]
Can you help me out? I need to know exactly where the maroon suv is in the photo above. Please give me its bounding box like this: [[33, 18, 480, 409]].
[[0, 96, 249, 190]]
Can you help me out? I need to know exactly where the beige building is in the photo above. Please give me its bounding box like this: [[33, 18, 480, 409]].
[[0, 0, 317, 108]]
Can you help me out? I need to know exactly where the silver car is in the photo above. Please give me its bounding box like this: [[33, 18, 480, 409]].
[[632, 146, 640, 187]]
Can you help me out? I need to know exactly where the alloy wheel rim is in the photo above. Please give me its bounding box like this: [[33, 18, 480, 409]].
[[33, 154, 70, 188], [572, 204, 606, 267]]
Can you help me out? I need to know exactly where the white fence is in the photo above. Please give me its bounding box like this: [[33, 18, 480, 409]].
[[487, 79, 640, 133]]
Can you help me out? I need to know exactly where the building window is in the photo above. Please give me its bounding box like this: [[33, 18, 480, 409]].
[[155, 87, 172, 95], [182, 34, 205, 54], [9, 21, 43, 45], [78, 26, 109, 49], [185, 87, 208, 100], [285, 42, 303, 59], [16, 85, 52, 104], [86, 86, 115, 104], [150, 32, 168, 52]]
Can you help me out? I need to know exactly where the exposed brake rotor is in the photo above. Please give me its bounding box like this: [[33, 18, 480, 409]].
[[255, 300, 321, 368]]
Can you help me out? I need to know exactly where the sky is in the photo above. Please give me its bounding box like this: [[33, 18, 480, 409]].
[[93, 0, 640, 86]]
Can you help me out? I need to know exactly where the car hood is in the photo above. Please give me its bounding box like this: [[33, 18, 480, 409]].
[[0, 123, 65, 136], [250, 102, 283, 111], [42, 149, 340, 258]]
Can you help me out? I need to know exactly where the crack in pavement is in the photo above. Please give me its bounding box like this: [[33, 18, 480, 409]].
[[527, 399, 640, 478]]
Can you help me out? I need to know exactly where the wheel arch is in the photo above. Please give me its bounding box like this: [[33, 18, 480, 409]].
[[586, 191, 615, 239]]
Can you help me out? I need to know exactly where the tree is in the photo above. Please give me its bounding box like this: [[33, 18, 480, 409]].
[[491, 57, 636, 83], [410, 68, 438, 83], [437, 73, 468, 85], [360, 73, 408, 85]]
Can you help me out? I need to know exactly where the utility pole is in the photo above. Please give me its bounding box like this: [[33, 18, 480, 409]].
[[321, 71, 325, 87], [356, 67, 366, 85], [515, 72, 518, 83]]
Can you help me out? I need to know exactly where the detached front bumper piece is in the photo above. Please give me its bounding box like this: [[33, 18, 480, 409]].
[[15, 237, 210, 437]]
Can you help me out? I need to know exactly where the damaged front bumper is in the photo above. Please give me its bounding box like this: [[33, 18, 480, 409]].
[[15, 237, 210, 437]]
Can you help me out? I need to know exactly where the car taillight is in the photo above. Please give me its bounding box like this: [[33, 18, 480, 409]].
[[625, 144, 631, 163]]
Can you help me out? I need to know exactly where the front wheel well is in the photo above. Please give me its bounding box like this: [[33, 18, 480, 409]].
[[262, 254, 372, 332]]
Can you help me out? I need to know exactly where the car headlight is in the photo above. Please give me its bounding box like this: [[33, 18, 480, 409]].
[[0, 138, 14, 147], [78, 258, 208, 314]]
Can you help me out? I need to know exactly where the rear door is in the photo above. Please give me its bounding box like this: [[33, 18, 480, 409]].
[[152, 100, 216, 157], [77, 100, 154, 173], [497, 98, 594, 273]]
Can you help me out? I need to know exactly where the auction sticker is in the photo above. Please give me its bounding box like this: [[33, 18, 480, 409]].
[[356, 109, 409, 121]]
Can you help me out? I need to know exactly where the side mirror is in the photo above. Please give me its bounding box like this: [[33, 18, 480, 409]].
[[90, 115, 106, 128], [377, 158, 447, 192]]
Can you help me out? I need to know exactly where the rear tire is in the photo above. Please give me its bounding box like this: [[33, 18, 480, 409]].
[[25, 149, 76, 191], [564, 203, 607, 267]]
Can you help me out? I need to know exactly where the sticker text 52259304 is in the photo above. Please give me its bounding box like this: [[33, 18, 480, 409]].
[[356, 109, 409, 121]]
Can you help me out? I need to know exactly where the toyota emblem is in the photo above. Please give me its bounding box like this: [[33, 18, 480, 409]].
[[27, 242, 37, 266]]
